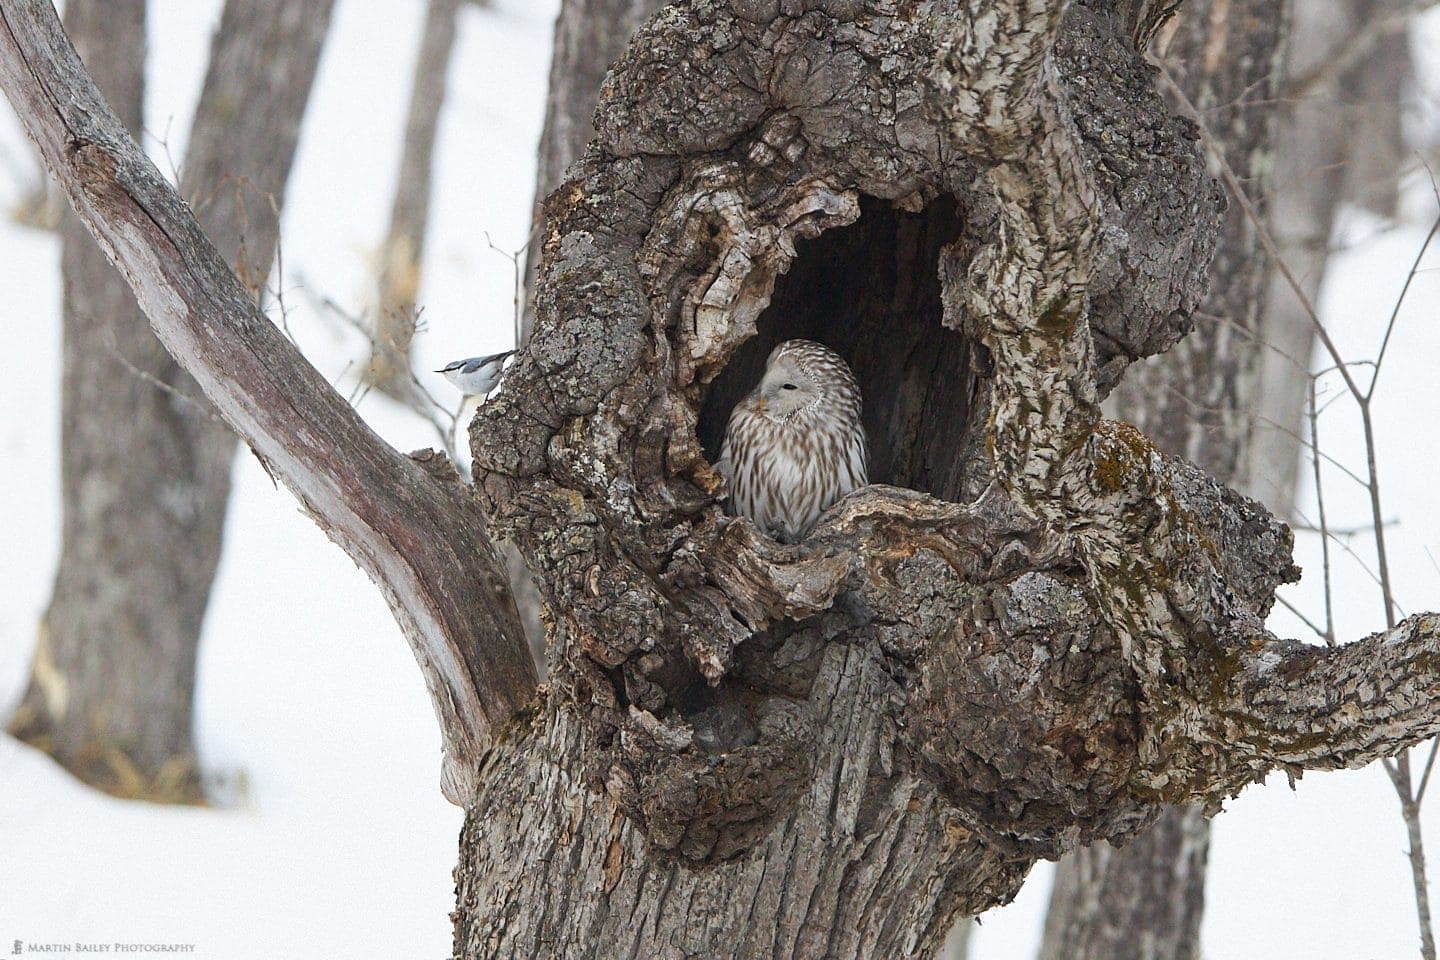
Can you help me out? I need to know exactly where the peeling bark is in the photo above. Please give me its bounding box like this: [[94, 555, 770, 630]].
[[5, 1, 1440, 956], [6, 0, 337, 803]]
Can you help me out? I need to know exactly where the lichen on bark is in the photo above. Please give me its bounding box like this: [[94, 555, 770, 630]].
[[6, 0, 1440, 956], [456, 5, 1417, 952]]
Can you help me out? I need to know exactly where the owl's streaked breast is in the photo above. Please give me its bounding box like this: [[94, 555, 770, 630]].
[[719, 397, 867, 543]]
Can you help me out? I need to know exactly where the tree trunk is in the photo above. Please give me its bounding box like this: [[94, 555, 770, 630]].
[[4, 0, 178, 798], [1250, 0, 1412, 521], [1039, 805, 1209, 960], [7, 0, 335, 803], [1040, 1, 1421, 954], [506, 0, 673, 667], [520, 0, 670, 343], [1040, 1, 1289, 955], [8, 2, 1440, 957], [364, 0, 461, 402], [941, 919, 974, 960]]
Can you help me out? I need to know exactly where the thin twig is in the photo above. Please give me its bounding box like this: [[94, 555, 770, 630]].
[[1273, 594, 1332, 644], [1155, 378, 1372, 491], [1369, 214, 1440, 398], [1419, 740, 1440, 805], [1308, 380, 1336, 646], [483, 230, 530, 350], [1290, 519, 1399, 538], [267, 193, 301, 347], [307, 291, 461, 462], [1391, 753, 1438, 960], [104, 334, 228, 427], [1291, 503, 1398, 606]]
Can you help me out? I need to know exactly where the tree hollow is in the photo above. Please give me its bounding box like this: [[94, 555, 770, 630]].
[[700, 195, 975, 500]]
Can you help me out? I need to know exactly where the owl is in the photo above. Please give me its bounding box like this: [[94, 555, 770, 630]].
[[716, 339, 868, 543]]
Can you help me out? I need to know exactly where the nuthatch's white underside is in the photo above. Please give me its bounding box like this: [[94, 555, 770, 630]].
[[437, 350, 514, 398]]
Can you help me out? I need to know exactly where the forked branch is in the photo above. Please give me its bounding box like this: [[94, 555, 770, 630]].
[[0, 0, 538, 805]]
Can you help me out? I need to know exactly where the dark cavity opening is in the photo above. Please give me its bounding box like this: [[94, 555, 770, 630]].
[[699, 195, 978, 501]]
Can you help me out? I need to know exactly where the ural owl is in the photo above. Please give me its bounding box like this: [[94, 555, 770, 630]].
[[717, 339, 868, 543]]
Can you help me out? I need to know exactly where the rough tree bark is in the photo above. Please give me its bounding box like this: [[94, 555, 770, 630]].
[[1040, 3, 1422, 954], [364, 0, 461, 402], [508, 0, 674, 667], [6, 2, 1440, 958], [1040, 2, 1290, 955], [520, 0, 671, 342], [6, 0, 336, 802]]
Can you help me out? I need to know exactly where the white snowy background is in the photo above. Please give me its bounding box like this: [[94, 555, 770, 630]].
[[1, 1, 1438, 957]]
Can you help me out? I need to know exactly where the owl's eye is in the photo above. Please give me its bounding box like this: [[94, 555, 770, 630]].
[[781, 383, 798, 391]]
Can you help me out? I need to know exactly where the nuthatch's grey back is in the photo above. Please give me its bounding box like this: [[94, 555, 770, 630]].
[[437, 350, 515, 397]]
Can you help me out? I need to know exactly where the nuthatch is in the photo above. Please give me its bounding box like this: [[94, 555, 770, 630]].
[[437, 350, 514, 398]]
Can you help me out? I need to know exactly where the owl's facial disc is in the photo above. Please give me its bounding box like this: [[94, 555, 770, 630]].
[[756, 359, 820, 419]]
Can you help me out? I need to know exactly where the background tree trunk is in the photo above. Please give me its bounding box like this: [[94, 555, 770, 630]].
[[1040, 1, 1418, 956], [364, 0, 461, 402], [941, 916, 974, 959], [3, 0, 178, 798], [1039, 806, 1210, 960], [7, 0, 335, 803], [519, 0, 670, 343], [10, 2, 1440, 956], [1250, 0, 1413, 521]]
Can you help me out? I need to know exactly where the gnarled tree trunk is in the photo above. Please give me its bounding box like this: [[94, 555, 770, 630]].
[[1041, 2, 1423, 954], [506, 0, 674, 666], [7, 0, 335, 802], [6, 2, 1440, 957], [1040, 1, 1289, 955]]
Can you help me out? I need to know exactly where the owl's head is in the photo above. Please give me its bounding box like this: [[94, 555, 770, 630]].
[[746, 339, 858, 421]]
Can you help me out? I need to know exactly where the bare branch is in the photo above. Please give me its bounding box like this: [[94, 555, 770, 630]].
[[1286, 0, 1440, 100], [1214, 615, 1440, 776], [0, 0, 538, 805]]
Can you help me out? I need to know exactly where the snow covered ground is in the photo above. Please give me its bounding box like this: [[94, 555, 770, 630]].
[[1, 2, 1438, 957]]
